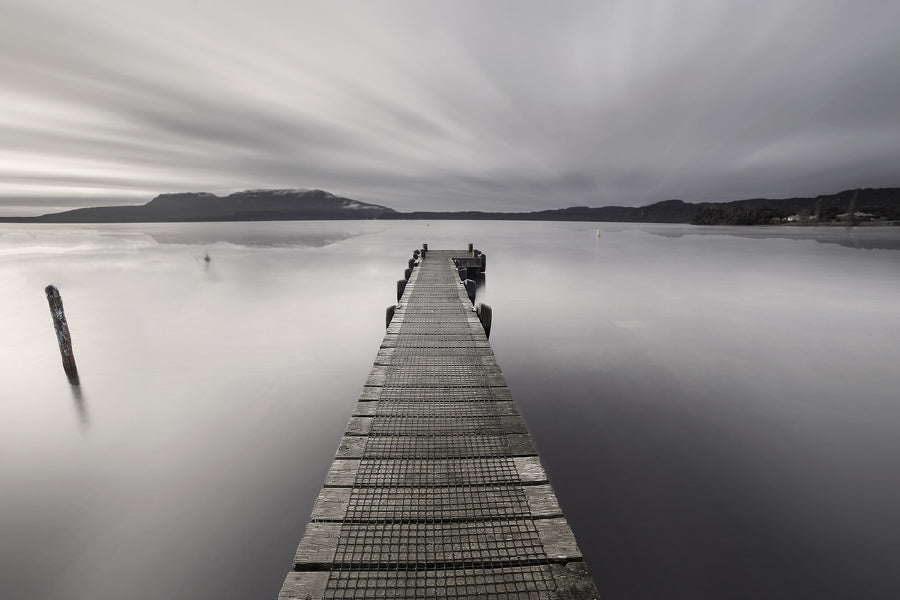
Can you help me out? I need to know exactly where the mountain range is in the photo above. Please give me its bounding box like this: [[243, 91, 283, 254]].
[[1, 187, 898, 224]]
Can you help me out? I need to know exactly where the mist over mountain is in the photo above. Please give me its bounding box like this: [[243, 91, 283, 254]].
[[2, 187, 898, 224]]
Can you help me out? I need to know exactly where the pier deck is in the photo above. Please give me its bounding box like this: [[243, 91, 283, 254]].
[[279, 249, 598, 599]]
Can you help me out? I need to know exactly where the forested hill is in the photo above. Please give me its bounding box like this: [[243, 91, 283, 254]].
[[689, 188, 900, 225]]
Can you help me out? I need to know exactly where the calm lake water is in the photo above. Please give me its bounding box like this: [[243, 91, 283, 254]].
[[1, 221, 898, 600]]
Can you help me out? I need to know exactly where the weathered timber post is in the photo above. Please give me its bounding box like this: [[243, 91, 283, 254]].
[[45, 285, 79, 384], [476, 302, 492, 339], [421, 243, 428, 258], [468, 243, 474, 254], [396, 279, 407, 302], [385, 305, 396, 328], [464, 279, 476, 304]]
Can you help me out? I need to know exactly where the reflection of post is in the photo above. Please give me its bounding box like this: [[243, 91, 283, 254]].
[[70, 384, 89, 429], [45, 285, 79, 384]]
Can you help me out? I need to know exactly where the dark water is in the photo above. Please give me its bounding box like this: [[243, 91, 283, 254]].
[[1, 221, 898, 599]]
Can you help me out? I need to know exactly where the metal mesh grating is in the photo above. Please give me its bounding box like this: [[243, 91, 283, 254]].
[[341, 485, 532, 522], [324, 565, 554, 599], [369, 416, 511, 437], [319, 253, 557, 599], [352, 458, 524, 488], [374, 403, 512, 418], [376, 388, 501, 403]]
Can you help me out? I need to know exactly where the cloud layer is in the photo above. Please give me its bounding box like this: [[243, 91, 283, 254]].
[[2, 0, 899, 213]]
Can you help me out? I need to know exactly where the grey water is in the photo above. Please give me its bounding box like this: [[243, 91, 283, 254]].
[[1, 221, 898, 600]]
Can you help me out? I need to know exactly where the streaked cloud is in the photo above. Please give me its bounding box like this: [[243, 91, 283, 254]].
[[2, 0, 899, 214]]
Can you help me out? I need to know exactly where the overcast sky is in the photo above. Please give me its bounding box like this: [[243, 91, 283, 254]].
[[2, 0, 899, 214]]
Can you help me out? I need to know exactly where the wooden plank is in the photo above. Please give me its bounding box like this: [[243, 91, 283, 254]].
[[525, 485, 563, 517], [358, 387, 381, 401], [324, 459, 358, 487], [514, 456, 549, 483], [283, 566, 560, 600], [335, 434, 537, 459], [374, 347, 394, 365], [535, 518, 583, 562], [311, 488, 350, 520], [335, 436, 367, 459], [292, 522, 340, 567], [326, 457, 542, 488], [548, 562, 602, 600], [344, 416, 371, 436], [278, 572, 329, 600], [351, 402, 376, 416], [312, 485, 554, 522], [364, 365, 388, 386]]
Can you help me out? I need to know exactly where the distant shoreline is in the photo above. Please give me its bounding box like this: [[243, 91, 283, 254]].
[[1, 186, 898, 225]]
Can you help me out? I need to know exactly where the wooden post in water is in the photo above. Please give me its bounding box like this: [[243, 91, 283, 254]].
[[45, 285, 79, 384], [385, 305, 396, 328], [464, 278, 476, 304]]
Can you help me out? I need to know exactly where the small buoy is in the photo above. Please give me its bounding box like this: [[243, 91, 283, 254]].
[[204, 252, 211, 262]]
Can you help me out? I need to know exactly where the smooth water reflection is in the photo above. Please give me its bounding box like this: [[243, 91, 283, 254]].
[[1, 221, 898, 599]]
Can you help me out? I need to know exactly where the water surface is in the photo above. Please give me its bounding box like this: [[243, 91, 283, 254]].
[[1, 221, 898, 599]]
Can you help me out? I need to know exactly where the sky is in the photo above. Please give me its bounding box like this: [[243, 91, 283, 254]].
[[2, 0, 899, 215]]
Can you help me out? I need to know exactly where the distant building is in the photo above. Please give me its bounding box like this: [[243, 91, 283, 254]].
[[837, 211, 874, 221]]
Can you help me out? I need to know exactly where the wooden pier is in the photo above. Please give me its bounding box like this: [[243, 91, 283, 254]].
[[278, 248, 598, 599]]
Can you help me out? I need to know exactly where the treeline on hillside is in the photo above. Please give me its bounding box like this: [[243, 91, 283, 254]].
[[691, 188, 900, 225], [692, 206, 790, 225]]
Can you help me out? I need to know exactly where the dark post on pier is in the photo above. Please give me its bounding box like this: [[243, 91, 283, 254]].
[[45, 285, 79, 384], [278, 246, 598, 599]]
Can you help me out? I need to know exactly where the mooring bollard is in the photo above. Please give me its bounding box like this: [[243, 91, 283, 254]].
[[385, 305, 396, 328], [476, 303, 492, 339], [45, 285, 79, 384], [464, 279, 476, 304], [404, 267, 412, 281], [397, 279, 407, 302], [458, 267, 468, 281]]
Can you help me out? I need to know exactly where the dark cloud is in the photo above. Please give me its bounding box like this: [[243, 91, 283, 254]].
[[2, 0, 899, 214]]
